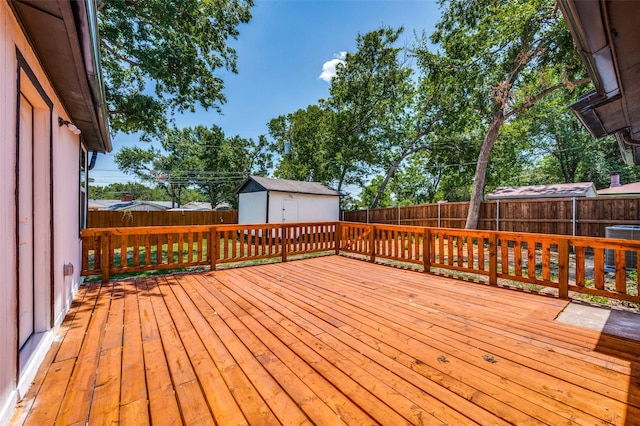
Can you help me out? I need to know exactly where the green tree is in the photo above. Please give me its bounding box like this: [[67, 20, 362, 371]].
[[115, 143, 198, 207], [325, 26, 413, 192], [115, 125, 271, 208], [359, 175, 393, 208], [388, 152, 444, 205], [423, 0, 589, 228], [98, 0, 253, 137], [268, 105, 334, 182], [174, 126, 271, 208], [89, 182, 168, 200]]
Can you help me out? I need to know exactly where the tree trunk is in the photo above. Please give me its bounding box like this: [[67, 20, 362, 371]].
[[371, 149, 410, 208], [337, 166, 348, 193], [465, 113, 505, 229]]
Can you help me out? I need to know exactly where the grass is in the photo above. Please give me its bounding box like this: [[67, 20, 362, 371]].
[[84, 244, 335, 282]]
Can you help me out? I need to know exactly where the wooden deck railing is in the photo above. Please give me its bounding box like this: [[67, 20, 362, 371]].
[[338, 222, 639, 303], [81, 221, 640, 303], [81, 222, 338, 282]]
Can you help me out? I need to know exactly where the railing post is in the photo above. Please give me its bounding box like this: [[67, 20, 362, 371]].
[[423, 228, 431, 273], [282, 225, 288, 262], [489, 233, 498, 285], [210, 226, 218, 271], [101, 231, 110, 283], [335, 222, 341, 255], [369, 224, 376, 263], [558, 238, 570, 299]]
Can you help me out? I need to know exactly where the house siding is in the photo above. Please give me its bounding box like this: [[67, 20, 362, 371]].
[[0, 3, 84, 423]]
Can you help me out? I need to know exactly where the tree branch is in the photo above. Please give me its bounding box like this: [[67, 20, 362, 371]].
[[504, 77, 590, 119], [100, 39, 141, 67]]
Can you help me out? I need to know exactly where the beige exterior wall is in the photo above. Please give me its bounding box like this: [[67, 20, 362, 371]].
[[0, 3, 84, 423]]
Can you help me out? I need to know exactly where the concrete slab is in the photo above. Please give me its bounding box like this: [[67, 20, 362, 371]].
[[556, 302, 640, 341]]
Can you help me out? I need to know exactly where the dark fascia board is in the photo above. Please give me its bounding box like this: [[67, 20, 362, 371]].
[[10, 0, 111, 153], [558, 0, 618, 96], [235, 177, 267, 194], [558, 0, 640, 165]]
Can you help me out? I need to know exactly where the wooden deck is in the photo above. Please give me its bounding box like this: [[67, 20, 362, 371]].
[[10, 256, 640, 425]]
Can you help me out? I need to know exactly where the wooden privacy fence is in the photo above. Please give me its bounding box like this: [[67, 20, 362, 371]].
[[87, 209, 238, 228], [342, 197, 640, 237], [81, 221, 640, 304]]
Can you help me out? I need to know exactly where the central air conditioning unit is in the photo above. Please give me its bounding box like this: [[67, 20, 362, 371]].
[[604, 225, 640, 271]]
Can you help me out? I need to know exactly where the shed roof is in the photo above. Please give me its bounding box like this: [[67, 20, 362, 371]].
[[486, 182, 596, 200], [237, 176, 340, 196], [597, 181, 640, 196]]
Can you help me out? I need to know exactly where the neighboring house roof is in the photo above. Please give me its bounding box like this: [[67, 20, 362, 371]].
[[236, 176, 340, 196], [558, 0, 640, 165], [183, 201, 213, 210], [88, 199, 123, 209], [598, 181, 640, 196], [89, 199, 173, 210], [108, 201, 171, 211], [486, 182, 597, 200], [10, 0, 111, 153]]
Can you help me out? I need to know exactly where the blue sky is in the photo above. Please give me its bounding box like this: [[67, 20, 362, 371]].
[[91, 0, 442, 190]]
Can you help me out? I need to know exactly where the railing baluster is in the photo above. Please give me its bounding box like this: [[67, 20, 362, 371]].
[[423, 230, 431, 273], [527, 242, 536, 279], [101, 231, 110, 283], [489, 233, 498, 286], [574, 245, 584, 286], [501, 238, 509, 275], [558, 239, 569, 299], [614, 250, 627, 293], [514, 240, 522, 277]]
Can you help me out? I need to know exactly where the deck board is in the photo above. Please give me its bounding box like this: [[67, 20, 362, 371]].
[[10, 256, 640, 425]]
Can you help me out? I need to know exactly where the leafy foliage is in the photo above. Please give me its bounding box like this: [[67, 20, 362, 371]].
[[324, 26, 414, 192], [89, 182, 203, 203], [415, 0, 590, 228], [114, 125, 271, 207], [98, 0, 253, 137]]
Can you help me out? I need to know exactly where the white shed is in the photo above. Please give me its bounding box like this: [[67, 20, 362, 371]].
[[237, 176, 340, 224]]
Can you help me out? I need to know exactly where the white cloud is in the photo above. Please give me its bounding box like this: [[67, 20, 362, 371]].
[[319, 51, 346, 82]]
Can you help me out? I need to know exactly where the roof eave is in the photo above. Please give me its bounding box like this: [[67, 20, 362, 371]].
[[558, 0, 640, 165], [10, 0, 111, 153]]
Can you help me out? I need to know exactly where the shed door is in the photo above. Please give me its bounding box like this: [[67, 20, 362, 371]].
[[18, 94, 34, 349], [282, 199, 298, 223]]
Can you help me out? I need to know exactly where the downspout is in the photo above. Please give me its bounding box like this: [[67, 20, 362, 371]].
[[265, 191, 270, 223], [87, 151, 98, 170]]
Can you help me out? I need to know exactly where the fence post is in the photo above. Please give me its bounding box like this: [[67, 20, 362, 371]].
[[210, 226, 218, 271], [489, 233, 498, 285], [369, 224, 376, 263], [101, 231, 110, 283], [282, 225, 288, 262], [496, 200, 500, 231], [572, 197, 577, 237], [335, 222, 341, 255], [558, 238, 570, 299], [423, 228, 431, 273]]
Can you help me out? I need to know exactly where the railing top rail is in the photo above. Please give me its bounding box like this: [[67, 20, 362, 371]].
[[569, 236, 640, 249], [81, 225, 215, 236]]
